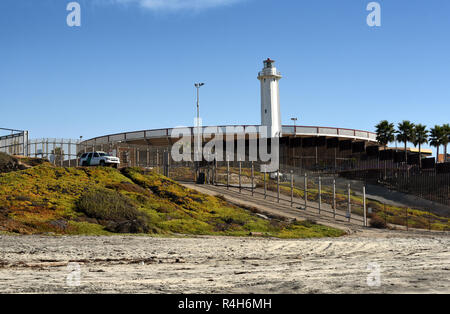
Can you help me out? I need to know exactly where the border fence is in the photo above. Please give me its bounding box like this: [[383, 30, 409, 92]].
[[214, 162, 367, 226], [204, 161, 449, 231], [0, 128, 28, 156], [3, 136, 449, 227], [339, 168, 450, 207], [160, 160, 448, 231], [21, 138, 171, 171], [27, 138, 80, 167]]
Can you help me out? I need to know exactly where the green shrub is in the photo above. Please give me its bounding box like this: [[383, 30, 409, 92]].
[[369, 214, 388, 229], [0, 153, 20, 173], [76, 188, 150, 233], [0, 152, 14, 164]]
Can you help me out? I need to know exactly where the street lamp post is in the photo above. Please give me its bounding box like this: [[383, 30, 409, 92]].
[[194, 83, 205, 183], [291, 117, 298, 169], [291, 117, 298, 134], [195, 83, 205, 127]]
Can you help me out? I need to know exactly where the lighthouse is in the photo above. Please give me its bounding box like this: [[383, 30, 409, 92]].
[[258, 58, 282, 138]]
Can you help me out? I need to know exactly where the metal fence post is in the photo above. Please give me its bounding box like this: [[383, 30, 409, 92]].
[[251, 161, 254, 196], [347, 183, 351, 222], [68, 140, 71, 168], [290, 170, 294, 207], [45, 139, 49, 160], [264, 171, 267, 199], [60, 141, 63, 167], [76, 142, 79, 167], [135, 148, 139, 167], [53, 139, 56, 165], [406, 207, 409, 231], [239, 161, 242, 193], [227, 161, 230, 190], [277, 168, 280, 203], [333, 178, 336, 219], [157, 149, 160, 174], [428, 209, 431, 231], [363, 186, 367, 227], [318, 176, 322, 214], [167, 151, 170, 179], [304, 173, 307, 210]]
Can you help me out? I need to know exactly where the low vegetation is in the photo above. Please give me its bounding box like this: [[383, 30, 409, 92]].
[[77, 188, 150, 233], [0, 160, 345, 238], [0, 153, 45, 173], [369, 214, 388, 229]]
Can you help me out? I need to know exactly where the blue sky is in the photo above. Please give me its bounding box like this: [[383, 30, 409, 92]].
[[0, 0, 449, 152]]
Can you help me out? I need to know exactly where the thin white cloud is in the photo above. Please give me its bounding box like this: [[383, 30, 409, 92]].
[[109, 0, 246, 11]]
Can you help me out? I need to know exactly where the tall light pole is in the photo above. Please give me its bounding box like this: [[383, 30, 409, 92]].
[[195, 83, 205, 127], [291, 117, 298, 169], [291, 117, 298, 134], [194, 83, 205, 181]]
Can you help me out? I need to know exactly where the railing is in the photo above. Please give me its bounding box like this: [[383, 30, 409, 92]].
[[258, 69, 282, 77], [282, 125, 377, 142]]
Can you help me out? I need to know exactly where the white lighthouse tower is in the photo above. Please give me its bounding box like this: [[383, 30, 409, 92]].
[[258, 58, 282, 138]]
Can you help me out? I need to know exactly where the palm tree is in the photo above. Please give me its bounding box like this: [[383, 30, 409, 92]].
[[375, 120, 395, 178], [396, 120, 415, 164], [430, 125, 445, 163], [442, 124, 450, 163], [412, 124, 428, 168]]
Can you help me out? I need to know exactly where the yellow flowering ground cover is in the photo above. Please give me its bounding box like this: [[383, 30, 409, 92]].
[[0, 159, 345, 238]]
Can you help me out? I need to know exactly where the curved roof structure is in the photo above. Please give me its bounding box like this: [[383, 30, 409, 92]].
[[81, 125, 377, 147]]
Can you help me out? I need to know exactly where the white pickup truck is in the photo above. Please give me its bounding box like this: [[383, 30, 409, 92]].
[[79, 151, 120, 168]]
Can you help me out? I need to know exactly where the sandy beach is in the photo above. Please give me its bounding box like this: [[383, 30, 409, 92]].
[[0, 230, 449, 294]]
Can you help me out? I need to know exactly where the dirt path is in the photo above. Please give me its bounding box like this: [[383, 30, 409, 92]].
[[0, 233, 448, 293]]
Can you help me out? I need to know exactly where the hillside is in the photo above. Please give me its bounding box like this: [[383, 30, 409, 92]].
[[0, 155, 344, 238]]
